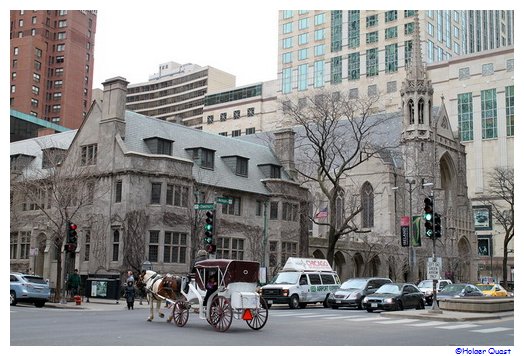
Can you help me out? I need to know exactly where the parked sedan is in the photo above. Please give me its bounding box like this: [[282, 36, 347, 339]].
[[10, 272, 51, 308], [362, 283, 425, 312], [436, 283, 484, 303], [476, 283, 509, 297]]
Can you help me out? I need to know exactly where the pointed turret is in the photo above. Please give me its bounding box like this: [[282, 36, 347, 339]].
[[400, 11, 434, 141]]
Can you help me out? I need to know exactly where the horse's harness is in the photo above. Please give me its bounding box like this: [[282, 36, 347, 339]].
[[143, 272, 179, 301]]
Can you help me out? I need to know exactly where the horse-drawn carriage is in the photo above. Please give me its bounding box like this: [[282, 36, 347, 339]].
[[141, 259, 269, 332]]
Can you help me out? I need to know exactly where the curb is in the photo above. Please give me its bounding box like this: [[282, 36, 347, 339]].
[[380, 310, 513, 322]]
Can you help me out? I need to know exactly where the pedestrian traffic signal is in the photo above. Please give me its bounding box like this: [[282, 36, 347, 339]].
[[423, 198, 434, 238], [434, 213, 442, 238], [203, 211, 214, 245]]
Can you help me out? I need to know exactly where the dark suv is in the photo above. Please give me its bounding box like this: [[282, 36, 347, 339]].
[[327, 277, 392, 309]]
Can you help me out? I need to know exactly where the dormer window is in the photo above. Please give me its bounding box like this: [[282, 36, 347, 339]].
[[258, 164, 281, 179], [222, 155, 249, 177], [144, 137, 173, 155], [188, 147, 215, 170], [10, 154, 35, 171]]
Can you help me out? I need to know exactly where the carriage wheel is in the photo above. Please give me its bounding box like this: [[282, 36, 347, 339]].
[[208, 296, 232, 332], [246, 296, 269, 330], [172, 301, 189, 327]]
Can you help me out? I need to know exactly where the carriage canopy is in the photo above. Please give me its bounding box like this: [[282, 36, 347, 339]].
[[194, 259, 260, 289]]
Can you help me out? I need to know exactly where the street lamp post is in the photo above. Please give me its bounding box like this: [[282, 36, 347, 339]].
[[406, 179, 416, 280]]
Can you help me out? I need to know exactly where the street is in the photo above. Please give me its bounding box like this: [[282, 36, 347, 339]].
[[10, 303, 514, 348]]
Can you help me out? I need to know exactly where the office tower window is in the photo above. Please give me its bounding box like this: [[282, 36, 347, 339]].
[[348, 10, 360, 48], [458, 93, 473, 141], [298, 64, 308, 90], [366, 31, 378, 44], [404, 10, 416, 18], [245, 127, 255, 135], [298, 18, 309, 30], [282, 37, 292, 49], [298, 33, 308, 45], [282, 52, 292, 64], [150, 182, 162, 204], [331, 10, 342, 52], [282, 10, 293, 19], [366, 48, 378, 77], [298, 48, 308, 60], [58, 20, 67, 28], [366, 14, 378, 28], [219, 132, 227, 136], [458, 67, 470, 80], [404, 22, 414, 35], [505, 86, 514, 137], [220, 112, 227, 121], [427, 40, 434, 63], [314, 28, 325, 41], [385, 10, 397, 22], [314, 13, 325, 25], [481, 89, 497, 139], [368, 84, 377, 97], [482, 63, 494, 76], [314, 44, 324, 57], [404, 40, 413, 67], [233, 110, 240, 119], [31, 98, 39, 107], [387, 81, 397, 93], [330, 56, 342, 84], [385, 26, 398, 39], [348, 52, 360, 80], [282, 68, 292, 94], [247, 107, 255, 117], [207, 115, 214, 124], [314, 60, 324, 88], [282, 22, 292, 34], [385, 44, 398, 73]]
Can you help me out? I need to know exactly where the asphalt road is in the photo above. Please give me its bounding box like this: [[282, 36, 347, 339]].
[[10, 304, 514, 349]]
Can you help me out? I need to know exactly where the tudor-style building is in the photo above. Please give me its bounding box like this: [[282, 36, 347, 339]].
[[10, 77, 308, 290]]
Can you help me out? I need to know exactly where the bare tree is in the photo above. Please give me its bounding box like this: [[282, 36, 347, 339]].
[[281, 90, 398, 265], [10, 142, 107, 301], [484, 167, 514, 289]]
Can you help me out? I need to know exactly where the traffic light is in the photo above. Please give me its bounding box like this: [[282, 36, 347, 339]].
[[203, 211, 214, 245], [66, 222, 78, 252], [423, 198, 434, 238], [434, 213, 442, 238]]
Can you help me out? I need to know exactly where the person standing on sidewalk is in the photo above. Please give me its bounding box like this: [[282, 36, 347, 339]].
[[67, 269, 81, 298]]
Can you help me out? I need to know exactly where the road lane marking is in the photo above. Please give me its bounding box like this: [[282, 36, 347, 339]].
[[375, 319, 418, 324], [407, 321, 448, 327], [470, 327, 513, 333], [436, 323, 478, 330]]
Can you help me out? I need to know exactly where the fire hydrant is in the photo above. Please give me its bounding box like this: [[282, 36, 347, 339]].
[[74, 295, 82, 305]]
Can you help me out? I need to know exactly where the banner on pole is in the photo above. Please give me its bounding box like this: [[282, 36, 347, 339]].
[[411, 215, 421, 247], [400, 216, 410, 247]]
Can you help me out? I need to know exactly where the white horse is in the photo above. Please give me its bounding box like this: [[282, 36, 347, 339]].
[[139, 270, 185, 322]]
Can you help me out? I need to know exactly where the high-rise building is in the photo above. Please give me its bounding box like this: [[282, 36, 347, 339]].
[[125, 61, 236, 128], [277, 10, 513, 100], [10, 10, 97, 129]]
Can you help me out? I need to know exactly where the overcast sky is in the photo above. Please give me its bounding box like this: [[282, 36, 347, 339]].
[[92, 5, 279, 88]]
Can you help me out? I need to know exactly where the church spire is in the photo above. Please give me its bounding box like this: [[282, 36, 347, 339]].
[[408, 11, 425, 80]]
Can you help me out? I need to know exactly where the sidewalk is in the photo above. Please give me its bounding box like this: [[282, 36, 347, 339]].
[[46, 297, 151, 311]]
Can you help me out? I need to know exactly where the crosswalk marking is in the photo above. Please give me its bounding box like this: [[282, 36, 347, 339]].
[[407, 321, 447, 327], [297, 314, 327, 318], [375, 319, 418, 324], [323, 315, 359, 320], [345, 317, 382, 322], [436, 323, 478, 330], [470, 327, 513, 333]]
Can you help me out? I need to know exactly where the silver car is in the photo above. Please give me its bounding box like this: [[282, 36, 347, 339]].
[[10, 272, 51, 308]]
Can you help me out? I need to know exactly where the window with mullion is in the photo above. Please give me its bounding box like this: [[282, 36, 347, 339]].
[[481, 89, 497, 139], [505, 86, 514, 137], [221, 196, 241, 216], [148, 231, 159, 262], [458, 93, 473, 141], [163, 231, 187, 263]]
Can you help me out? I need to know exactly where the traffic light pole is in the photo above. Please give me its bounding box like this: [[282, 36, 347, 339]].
[[428, 191, 442, 314]]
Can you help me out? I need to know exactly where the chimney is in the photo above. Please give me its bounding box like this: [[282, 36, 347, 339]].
[[101, 76, 129, 122], [273, 128, 296, 180]]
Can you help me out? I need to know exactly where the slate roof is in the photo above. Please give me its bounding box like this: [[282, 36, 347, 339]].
[[10, 111, 290, 196]]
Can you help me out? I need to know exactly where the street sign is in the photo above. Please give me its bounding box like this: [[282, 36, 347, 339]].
[[193, 203, 215, 210], [427, 260, 441, 280], [216, 197, 233, 205]]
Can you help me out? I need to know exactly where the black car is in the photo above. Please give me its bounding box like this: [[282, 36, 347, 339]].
[[327, 277, 392, 309], [362, 283, 425, 312]]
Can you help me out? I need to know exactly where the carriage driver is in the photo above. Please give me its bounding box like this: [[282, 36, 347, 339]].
[[203, 273, 218, 306]]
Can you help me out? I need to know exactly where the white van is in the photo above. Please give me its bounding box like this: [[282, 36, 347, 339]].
[[260, 258, 341, 309]]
